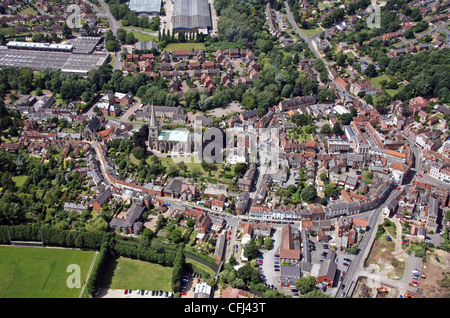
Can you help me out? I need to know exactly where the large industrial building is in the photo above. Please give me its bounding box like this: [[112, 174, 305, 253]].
[[129, 0, 161, 14], [0, 37, 109, 75], [172, 0, 212, 34]]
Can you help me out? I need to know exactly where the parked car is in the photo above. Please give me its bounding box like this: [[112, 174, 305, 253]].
[[124, 289, 128, 294]]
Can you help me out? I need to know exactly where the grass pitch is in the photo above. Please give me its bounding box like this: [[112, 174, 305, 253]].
[[0, 246, 96, 298], [101, 256, 173, 292]]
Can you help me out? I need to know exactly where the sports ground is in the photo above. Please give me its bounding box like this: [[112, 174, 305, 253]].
[[0, 246, 96, 298]]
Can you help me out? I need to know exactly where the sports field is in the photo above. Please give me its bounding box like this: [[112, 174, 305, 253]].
[[101, 256, 172, 292], [0, 246, 96, 298]]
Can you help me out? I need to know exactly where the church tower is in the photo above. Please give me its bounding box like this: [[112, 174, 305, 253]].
[[148, 103, 159, 150]]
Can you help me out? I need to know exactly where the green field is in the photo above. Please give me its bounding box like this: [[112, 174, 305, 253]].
[[0, 246, 96, 298], [164, 42, 206, 52], [129, 31, 158, 42], [101, 256, 172, 291]]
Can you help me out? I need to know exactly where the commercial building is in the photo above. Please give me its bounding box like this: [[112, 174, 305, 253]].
[[172, 0, 212, 34], [129, 0, 161, 14], [0, 38, 109, 75]]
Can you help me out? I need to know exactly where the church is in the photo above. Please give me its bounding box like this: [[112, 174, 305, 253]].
[[147, 104, 193, 154]]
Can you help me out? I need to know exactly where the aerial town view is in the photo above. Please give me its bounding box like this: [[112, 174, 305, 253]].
[[0, 0, 448, 307]]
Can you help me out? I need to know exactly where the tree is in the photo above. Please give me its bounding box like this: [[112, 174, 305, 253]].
[[332, 121, 343, 135], [116, 28, 127, 43], [364, 64, 378, 78], [264, 237, 273, 249], [132, 146, 146, 160], [243, 239, 259, 261], [320, 124, 331, 134], [62, 23, 72, 39], [86, 216, 108, 232], [105, 39, 119, 52], [237, 263, 260, 285], [404, 28, 415, 39], [295, 276, 316, 294], [125, 32, 138, 45], [170, 228, 183, 244], [234, 163, 248, 177], [301, 185, 317, 203]]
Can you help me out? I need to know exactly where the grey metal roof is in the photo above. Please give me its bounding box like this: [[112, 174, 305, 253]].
[[129, 0, 161, 13], [173, 0, 212, 30]]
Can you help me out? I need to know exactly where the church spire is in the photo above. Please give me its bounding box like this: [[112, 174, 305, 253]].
[[149, 103, 158, 128]]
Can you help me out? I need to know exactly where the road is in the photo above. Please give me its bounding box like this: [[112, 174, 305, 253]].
[[401, 131, 450, 190], [336, 185, 402, 298], [284, 1, 370, 108], [97, 0, 122, 70]]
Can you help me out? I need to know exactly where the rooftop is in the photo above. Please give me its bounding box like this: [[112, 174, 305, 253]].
[[129, 0, 162, 13]]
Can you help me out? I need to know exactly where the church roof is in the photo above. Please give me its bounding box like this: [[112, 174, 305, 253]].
[[158, 130, 190, 142]]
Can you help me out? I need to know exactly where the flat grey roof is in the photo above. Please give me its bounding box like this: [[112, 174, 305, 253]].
[[0, 48, 109, 74], [129, 0, 161, 13], [173, 0, 212, 30]]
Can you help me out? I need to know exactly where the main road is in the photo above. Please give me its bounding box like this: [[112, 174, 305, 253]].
[[97, 0, 122, 70]]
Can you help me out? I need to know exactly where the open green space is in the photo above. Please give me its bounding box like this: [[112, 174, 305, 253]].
[[18, 6, 38, 15], [100, 256, 172, 291], [12, 175, 28, 188], [128, 31, 158, 42], [370, 74, 403, 97], [0, 246, 95, 298], [300, 27, 324, 38], [164, 42, 206, 52], [370, 75, 391, 89]]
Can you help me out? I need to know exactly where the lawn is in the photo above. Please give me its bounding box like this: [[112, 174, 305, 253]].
[[0, 246, 96, 298], [12, 175, 28, 187], [164, 42, 206, 52], [100, 256, 172, 291], [300, 27, 324, 38], [155, 155, 221, 179], [370, 75, 391, 89], [129, 31, 158, 42]]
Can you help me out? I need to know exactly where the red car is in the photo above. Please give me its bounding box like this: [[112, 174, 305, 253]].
[[181, 291, 186, 295], [124, 289, 128, 294], [419, 174, 423, 178], [412, 280, 419, 285], [397, 187, 401, 190]]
